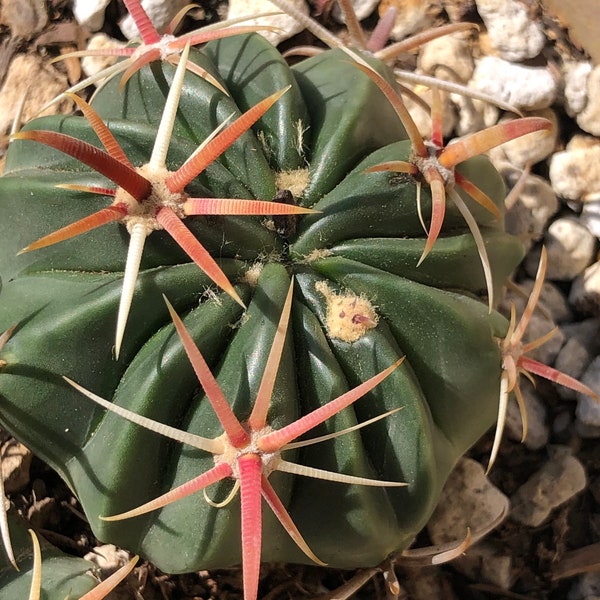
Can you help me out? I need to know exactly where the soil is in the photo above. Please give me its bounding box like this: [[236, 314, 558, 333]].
[[1, 1, 600, 599]]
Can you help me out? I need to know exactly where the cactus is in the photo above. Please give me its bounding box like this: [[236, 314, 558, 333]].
[[0, 515, 98, 597], [0, 1, 583, 598]]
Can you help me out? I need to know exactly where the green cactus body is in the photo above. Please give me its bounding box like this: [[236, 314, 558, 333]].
[[0, 516, 98, 597], [0, 33, 523, 572]]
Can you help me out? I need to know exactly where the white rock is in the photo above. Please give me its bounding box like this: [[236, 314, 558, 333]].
[[563, 61, 592, 117], [491, 109, 558, 169], [470, 56, 558, 110], [549, 138, 600, 202], [505, 383, 549, 451], [428, 458, 509, 542], [576, 357, 600, 429], [525, 219, 596, 281], [72, 0, 111, 31], [502, 167, 559, 250], [510, 447, 587, 527], [428, 458, 512, 589], [475, 0, 546, 61], [1, 439, 32, 493], [570, 262, 600, 317], [418, 34, 474, 83], [84, 544, 131, 573], [581, 200, 600, 238], [405, 87, 457, 139], [0, 54, 69, 136], [228, 0, 308, 46], [382, 0, 434, 41], [81, 34, 128, 78], [120, 0, 189, 40], [577, 65, 600, 137]]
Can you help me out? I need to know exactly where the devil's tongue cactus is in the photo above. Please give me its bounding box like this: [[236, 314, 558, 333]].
[[0, 33, 523, 573]]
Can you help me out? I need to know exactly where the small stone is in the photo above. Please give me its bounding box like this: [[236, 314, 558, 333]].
[[504, 276, 571, 325], [1, 0, 48, 39], [428, 458, 509, 542], [120, 0, 189, 40], [84, 544, 132, 574], [84, 545, 135, 599], [521, 311, 565, 365], [570, 262, 600, 317], [498, 168, 558, 250], [405, 88, 457, 139], [525, 219, 596, 281], [576, 356, 600, 429], [552, 410, 573, 441], [27, 496, 59, 530], [505, 383, 549, 451], [555, 319, 600, 400], [379, 0, 434, 41], [475, 0, 545, 61], [569, 571, 600, 600], [402, 566, 459, 600], [331, 0, 379, 22], [1, 440, 31, 493], [428, 458, 512, 588], [0, 54, 70, 136], [510, 447, 586, 527], [81, 34, 128, 78], [499, 282, 567, 364], [451, 92, 485, 136], [470, 56, 558, 110], [577, 65, 600, 137], [72, 0, 111, 32], [581, 200, 600, 238], [228, 0, 308, 46], [457, 542, 514, 590], [490, 109, 558, 169], [563, 61, 592, 117], [575, 421, 600, 439], [418, 34, 474, 83], [442, 0, 476, 22], [549, 136, 600, 202]]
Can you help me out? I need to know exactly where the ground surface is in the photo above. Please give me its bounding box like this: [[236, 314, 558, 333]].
[[1, 1, 600, 599]]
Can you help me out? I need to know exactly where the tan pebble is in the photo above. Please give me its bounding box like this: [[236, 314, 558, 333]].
[[315, 281, 378, 343], [0, 0, 48, 39], [0, 54, 70, 136], [549, 139, 600, 202], [510, 447, 586, 527]]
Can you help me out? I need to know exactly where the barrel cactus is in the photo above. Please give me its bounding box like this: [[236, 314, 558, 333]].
[[0, 1, 570, 597]]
